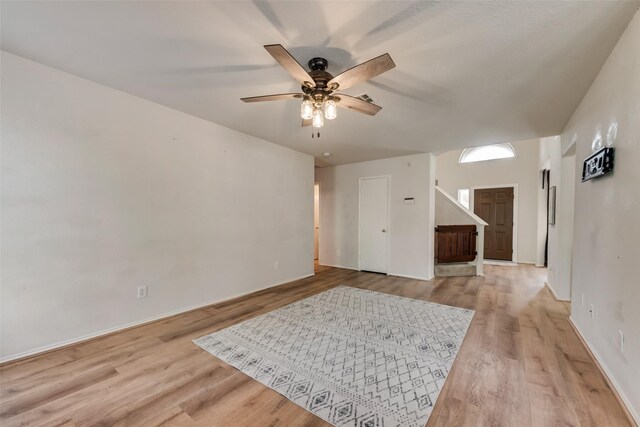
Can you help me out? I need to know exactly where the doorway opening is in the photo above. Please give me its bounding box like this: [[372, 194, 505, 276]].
[[471, 185, 517, 262]]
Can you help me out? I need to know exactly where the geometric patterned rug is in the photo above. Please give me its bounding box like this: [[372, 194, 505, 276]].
[[194, 286, 474, 427]]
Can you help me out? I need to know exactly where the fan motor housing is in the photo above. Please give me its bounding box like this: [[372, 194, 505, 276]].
[[308, 57, 328, 71], [302, 58, 334, 93]]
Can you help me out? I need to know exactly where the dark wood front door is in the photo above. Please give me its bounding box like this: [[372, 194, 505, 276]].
[[474, 187, 514, 261]]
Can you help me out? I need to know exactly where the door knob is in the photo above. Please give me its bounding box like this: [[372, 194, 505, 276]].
[[382, 229, 387, 233]]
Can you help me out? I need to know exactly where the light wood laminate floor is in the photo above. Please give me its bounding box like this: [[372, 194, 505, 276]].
[[0, 265, 631, 426]]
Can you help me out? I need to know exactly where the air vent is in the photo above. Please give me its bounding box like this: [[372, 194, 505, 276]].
[[355, 93, 375, 103]]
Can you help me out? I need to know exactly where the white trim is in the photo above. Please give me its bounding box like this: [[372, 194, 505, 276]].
[[569, 317, 640, 425], [469, 183, 519, 263], [388, 272, 432, 281], [318, 263, 358, 271], [0, 273, 314, 364], [484, 260, 518, 267], [358, 175, 391, 275], [545, 281, 571, 302]]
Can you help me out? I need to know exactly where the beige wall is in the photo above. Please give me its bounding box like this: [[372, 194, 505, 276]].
[[560, 10, 640, 421], [0, 52, 314, 361], [316, 153, 435, 280], [435, 139, 540, 263]]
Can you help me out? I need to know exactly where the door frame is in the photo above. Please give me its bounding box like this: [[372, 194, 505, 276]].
[[314, 182, 320, 262], [469, 183, 519, 263], [358, 175, 391, 274]]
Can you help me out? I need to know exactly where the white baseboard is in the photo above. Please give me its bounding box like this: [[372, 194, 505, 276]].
[[318, 263, 358, 271], [484, 260, 537, 266], [569, 317, 639, 426], [484, 260, 518, 266], [388, 272, 432, 281], [545, 281, 571, 302], [319, 264, 433, 281], [0, 272, 314, 364]]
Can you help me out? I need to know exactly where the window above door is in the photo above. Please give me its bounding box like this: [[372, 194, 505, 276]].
[[459, 143, 515, 164]]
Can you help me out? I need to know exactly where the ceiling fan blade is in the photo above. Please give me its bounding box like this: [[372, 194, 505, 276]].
[[328, 53, 395, 91], [241, 93, 304, 103], [264, 44, 316, 88], [301, 118, 312, 127], [335, 94, 382, 116]]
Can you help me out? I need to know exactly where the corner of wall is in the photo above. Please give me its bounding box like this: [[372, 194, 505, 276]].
[[427, 153, 436, 280]]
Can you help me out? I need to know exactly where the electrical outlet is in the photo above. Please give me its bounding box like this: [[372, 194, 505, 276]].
[[137, 286, 148, 299], [274, 261, 279, 270], [589, 304, 595, 320], [619, 330, 624, 353]]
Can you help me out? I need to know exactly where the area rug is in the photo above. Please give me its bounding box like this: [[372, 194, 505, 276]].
[[194, 286, 474, 427]]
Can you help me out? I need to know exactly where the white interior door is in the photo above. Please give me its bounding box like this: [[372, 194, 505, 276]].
[[314, 184, 319, 260], [359, 177, 389, 273]]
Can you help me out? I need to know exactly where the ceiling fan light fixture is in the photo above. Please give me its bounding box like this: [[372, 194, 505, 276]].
[[242, 45, 395, 133], [324, 98, 337, 120], [312, 107, 324, 128], [300, 98, 313, 120]]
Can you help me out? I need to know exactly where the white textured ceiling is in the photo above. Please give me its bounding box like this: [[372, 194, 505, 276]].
[[2, 1, 638, 165]]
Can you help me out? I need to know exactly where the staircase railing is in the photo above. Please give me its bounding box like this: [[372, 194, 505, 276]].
[[435, 186, 488, 275]]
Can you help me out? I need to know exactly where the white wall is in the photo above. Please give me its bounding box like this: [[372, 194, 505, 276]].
[[560, 10, 640, 421], [316, 153, 435, 280], [435, 139, 540, 263], [539, 136, 573, 300], [556, 152, 576, 299], [0, 52, 314, 361]]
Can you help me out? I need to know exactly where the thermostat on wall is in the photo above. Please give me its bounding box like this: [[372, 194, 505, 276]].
[[404, 197, 415, 204]]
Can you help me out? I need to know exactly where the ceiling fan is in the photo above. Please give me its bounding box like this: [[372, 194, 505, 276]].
[[241, 44, 396, 131]]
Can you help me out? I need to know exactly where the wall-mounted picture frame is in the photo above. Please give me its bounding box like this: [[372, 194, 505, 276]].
[[548, 186, 556, 225], [582, 147, 615, 182]]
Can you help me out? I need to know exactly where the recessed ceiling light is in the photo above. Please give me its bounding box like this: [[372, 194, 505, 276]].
[[323, 152, 331, 157]]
